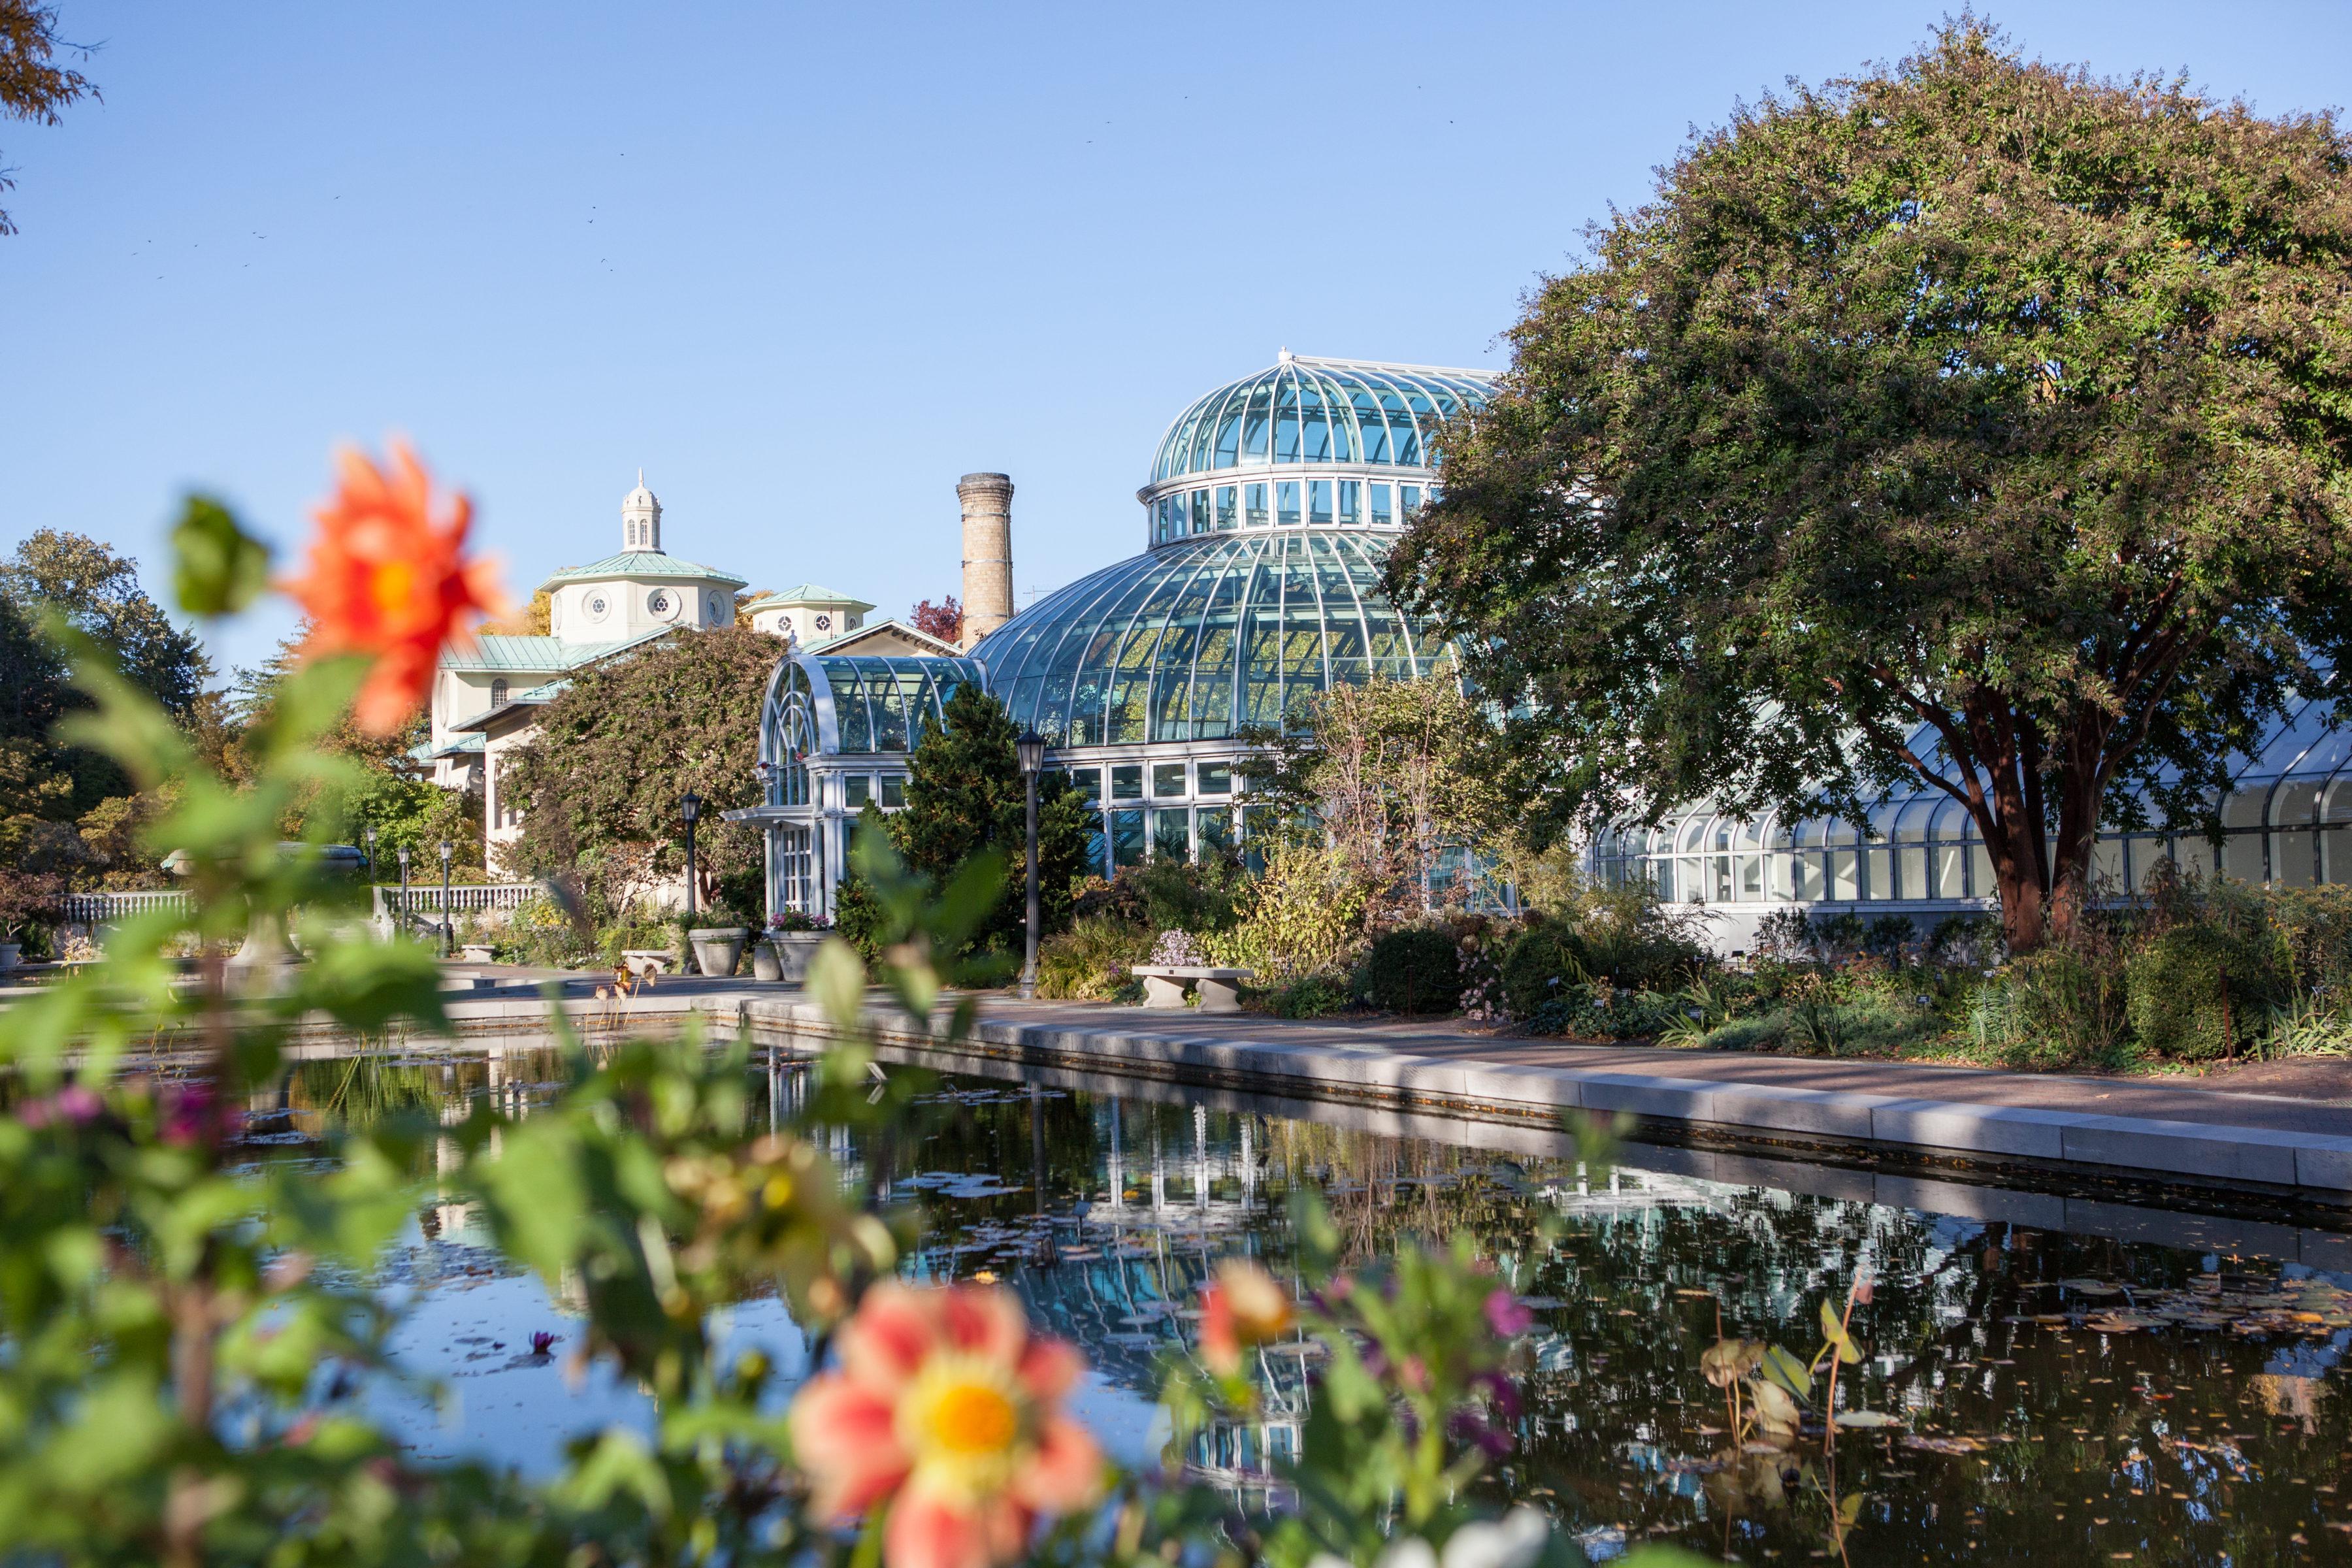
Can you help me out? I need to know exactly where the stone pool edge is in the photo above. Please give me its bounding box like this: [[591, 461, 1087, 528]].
[[720, 994, 2352, 1206]]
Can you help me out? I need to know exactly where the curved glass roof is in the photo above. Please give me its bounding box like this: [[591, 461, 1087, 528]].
[[971, 529, 1448, 747], [1147, 356, 1494, 489], [759, 653, 988, 760]]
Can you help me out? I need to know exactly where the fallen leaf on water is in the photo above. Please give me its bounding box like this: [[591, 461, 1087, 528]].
[[1835, 1411, 1902, 1428]]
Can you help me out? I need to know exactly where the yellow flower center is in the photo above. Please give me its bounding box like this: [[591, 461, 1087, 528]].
[[370, 559, 417, 617], [926, 1380, 1017, 1457]]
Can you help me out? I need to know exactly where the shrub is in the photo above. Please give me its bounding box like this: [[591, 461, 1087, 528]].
[[1362, 926, 1462, 1015], [1229, 841, 1371, 981], [1861, 914, 1916, 962], [1751, 907, 1814, 962], [1972, 946, 2131, 1070], [1573, 880, 1710, 989], [1262, 972, 1351, 1019], [1928, 913, 2003, 968], [1499, 924, 1590, 1017], [1812, 912, 1867, 958], [1073, 854, 1251, 936], [1036, 915, 1151, 1002], [2125, 925, 2273, 1062]]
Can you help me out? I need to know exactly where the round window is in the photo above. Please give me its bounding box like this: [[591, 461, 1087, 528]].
[[586, 593, 610, 622], [647, 591, 671, 617], [779, 615, 795, 636], [815, 613, 832, 631], [708, 593, 724, 621]]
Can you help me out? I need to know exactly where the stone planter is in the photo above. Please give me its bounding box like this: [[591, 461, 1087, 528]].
[[748, 939, 783, 983], [689, 926, 749, 978], [459, 943, 498, 964], [763, 931, 825, 983], [0, 941, 19, 974]]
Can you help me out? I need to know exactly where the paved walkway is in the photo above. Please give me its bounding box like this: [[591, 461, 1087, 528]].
[[358, 964, 2352, 1202]]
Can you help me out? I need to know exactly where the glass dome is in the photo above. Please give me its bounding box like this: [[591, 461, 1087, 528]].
[[1149, 355, 1493, 484], [972, 529, 1448, 747], [1139, 355, 1494, 548]]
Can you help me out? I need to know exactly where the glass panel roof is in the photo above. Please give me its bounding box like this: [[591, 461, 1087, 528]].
[[1149, 357, 1494, 486], [972, 529, 1446, 747]]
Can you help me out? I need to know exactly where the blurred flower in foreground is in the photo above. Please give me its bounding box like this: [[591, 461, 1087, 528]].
[[283, 442, 506, 734], [1313, 1505, 1552, 1568], [1200, 1257, 1294, 1377], [789, 1281, 1101, 1568]]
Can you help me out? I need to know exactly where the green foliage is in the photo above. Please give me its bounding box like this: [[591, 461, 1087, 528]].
[[887, 682, 1094, 958], [2125, 926, 2270, 1063], [1362, 924, 1463, 1014], [1034, 914, 1150, 1002], [1225, 840, 1372, 983], [1499, 923, 1591, 1016], [1073, 853, 1251, 936], [1238, 675, 1507, 922], [1261, 972, 1353, 1019], [169, 493, 272, 617], [500, 626, 776, 910], [1390, 18, 2352, 955]]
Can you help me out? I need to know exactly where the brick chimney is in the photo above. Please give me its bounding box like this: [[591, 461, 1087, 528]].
[[957, 472, 1015, 650]]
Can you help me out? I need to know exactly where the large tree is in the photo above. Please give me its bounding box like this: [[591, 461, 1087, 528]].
[[885, 682, 1095, 956], [1390, 18, 2352, 953], [499, 627, 780, 915]]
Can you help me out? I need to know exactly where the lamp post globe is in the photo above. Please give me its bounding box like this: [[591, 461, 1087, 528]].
[[396, 845, 412, 940], [363, 823, 378, 883], [1016, 730, 1045, 1000]]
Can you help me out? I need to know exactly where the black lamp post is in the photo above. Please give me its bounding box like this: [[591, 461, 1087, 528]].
[[396, 844, 412, 939], [681, 788, 703, 921], [437, 840, 453, 956], [1015, 730, 1045, 999], [364, 823, 378, 885]]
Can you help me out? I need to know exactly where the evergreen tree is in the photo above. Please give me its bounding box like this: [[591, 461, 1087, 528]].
[[889, 683, 1093, 957]]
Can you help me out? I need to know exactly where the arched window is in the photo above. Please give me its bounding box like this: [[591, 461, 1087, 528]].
[[490, 678, 508, 707]]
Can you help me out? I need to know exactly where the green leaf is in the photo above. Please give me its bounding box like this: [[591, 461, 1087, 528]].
[[1759, 1343, 1814, 1403], [169, 493, 272, 616]]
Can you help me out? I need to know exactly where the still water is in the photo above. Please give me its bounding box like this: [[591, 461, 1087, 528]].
[[261, 1039, 2352, 1566]]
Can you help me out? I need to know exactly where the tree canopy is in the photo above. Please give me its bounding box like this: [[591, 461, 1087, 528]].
[[884, 682, 1094, 955], [1389, 17, 2352, 952], [499, 627, 779, 917]]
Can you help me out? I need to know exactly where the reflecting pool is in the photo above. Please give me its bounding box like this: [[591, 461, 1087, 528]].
[[263, 1041, 2352, 1566]]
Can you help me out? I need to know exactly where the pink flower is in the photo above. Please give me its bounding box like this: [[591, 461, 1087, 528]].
[[1484, 1288, 1534, 1338], [1198, 1258, 1295, 1379], [789, 1281, 1102, 1568], [159, 1081, 226, 1149]]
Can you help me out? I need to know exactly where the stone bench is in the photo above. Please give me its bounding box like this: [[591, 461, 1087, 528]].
[[619, 949, 676, 980], [1130, 964, 1255, 1013]]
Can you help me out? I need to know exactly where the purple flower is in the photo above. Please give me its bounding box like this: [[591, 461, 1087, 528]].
[[531, 1330, 558, 1356], [20, 1085, 103, 1130], [159, 1082, 225, 1149], [1484, 1288, 1535, 1338]]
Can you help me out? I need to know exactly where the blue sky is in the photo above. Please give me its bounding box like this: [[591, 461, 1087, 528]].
[[7, 1, 2349, 678]]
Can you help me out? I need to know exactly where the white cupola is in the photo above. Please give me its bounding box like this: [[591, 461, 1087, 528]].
[[621, 468, 662, 552]]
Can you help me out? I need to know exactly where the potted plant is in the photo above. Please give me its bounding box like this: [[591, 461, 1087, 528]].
[[0, 871, 67, 974], [759, 909, 830, 983], [687, 919, 752, 978]]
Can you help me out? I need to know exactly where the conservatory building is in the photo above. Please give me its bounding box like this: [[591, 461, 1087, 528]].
[[1590, 698, 2352, 954], [736, 351, 1494, 919]]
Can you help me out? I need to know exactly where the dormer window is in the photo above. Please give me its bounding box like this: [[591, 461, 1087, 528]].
[[491, 678, 509, 706]]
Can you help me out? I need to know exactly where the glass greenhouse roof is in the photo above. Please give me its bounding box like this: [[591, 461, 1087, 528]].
[[971, 529, 1448, 747], [777, 654, 988, 756], [1147, 355, 1494, 488]]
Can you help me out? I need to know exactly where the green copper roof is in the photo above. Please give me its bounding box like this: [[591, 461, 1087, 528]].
[[441, 629, 670, 674], [754, 582, 875, 610], [538, 551, 749, 591]]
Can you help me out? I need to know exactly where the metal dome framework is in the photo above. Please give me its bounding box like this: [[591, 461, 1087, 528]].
[[1139, 355, 1494, 549], [736, 652, 988, 916]]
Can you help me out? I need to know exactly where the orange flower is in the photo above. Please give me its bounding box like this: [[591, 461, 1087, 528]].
[[1198, 1258, 1294, 1378], [789, 1281, 1102, 1568], [283, 442, 506, 735]]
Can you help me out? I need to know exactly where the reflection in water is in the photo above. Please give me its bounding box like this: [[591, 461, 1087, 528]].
[[263, 1043, 2352, 1565]]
